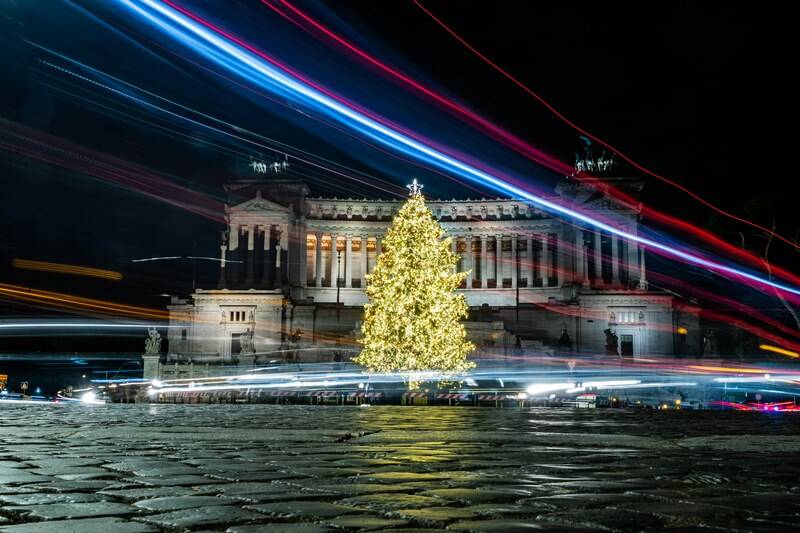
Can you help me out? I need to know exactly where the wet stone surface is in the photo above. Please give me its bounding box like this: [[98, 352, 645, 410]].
[[1, 404, 800, 531]]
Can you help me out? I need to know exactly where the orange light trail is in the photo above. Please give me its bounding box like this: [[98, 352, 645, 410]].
[[12, 258, 122, 281], [687, 365, 775, 375], [0, 283, 167, 321], [0, 283, 346, 344], [759, 344, 800, 359]]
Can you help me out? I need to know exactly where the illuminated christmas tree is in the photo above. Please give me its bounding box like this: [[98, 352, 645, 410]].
[[355, 179, 475, 373]]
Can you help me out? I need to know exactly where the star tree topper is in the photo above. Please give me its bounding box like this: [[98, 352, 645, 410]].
[[406, 178, 423, 196]]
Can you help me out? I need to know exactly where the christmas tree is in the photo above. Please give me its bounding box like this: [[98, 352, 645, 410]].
[[355, 180, 475, 373]]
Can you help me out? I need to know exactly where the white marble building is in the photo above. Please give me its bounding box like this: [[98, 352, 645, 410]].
[[157, 174, 699, 375]]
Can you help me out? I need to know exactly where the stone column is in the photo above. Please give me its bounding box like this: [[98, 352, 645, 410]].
[[627, 231, 639, 289], [555, 233, 564, 287], [229, 224, 239, 251], [465, 235, 473, 288], [495, 235, 502, 284], [275, 227, 282, 269], [228, 224, 239, 285], [575, 229, 588, 287], [539, 234, 549, 285], [611, 232, 620, 285], [298, 225, 308, 288], [573, 228, 586, 285], [280, 223, 289, 275], [376, 236, 382, 256], [593, 231, 603, 285], [451, 235, 458, 271], [261, 225, 270, 285], [528, 234, 535, 287], [360, 234, 368, 287], [345, 235, 353, 288], [315, 233, 323, 287], [510, 234, 518, 288], [480, 235, 488, 289], [245, 225, 255, 285], [638, 245, 648, 290], [330, 234, 339, 288], [218, 241, 227, 289]]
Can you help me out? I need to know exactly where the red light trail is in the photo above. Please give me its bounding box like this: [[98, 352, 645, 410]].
[[0, 117, 225, 223], [260, 0, 800, 291], [412, 0, 800, 254]]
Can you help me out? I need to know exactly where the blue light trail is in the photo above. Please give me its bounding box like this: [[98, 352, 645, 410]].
[[116, 0, 800, 299]]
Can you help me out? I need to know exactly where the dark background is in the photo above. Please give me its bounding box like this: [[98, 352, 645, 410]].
[[1, 1, 797, 392]]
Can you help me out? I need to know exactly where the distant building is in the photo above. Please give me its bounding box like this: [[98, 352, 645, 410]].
[[148, 164, 699, 379]]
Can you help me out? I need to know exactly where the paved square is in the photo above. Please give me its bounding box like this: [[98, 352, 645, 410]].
[[1, 404, 799, 531]]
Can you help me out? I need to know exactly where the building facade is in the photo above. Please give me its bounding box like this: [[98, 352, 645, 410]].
[[156, 173, 699, 376]]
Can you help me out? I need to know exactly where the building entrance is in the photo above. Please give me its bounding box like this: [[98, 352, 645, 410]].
[[230, 333, 242, 355], [620, 334, 634, 357]]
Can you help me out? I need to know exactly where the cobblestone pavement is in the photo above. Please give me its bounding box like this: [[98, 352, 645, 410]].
[[1, 405, 799, 532]]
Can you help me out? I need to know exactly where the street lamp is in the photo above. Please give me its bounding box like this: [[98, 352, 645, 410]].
[[336, 249, 342, 321]]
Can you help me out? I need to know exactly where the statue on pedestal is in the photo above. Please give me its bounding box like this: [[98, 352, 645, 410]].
[[557, 327, 572, 350], [144, 328, 162, 354], [240, 328, 255, 354], [703, 330, 719, 356], [603, 328, 619, 356]]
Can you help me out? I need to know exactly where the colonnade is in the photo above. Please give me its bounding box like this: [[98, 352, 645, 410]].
[[307, 233, 382, 288], [218, 223, 289, 288], [220, 225, 646, 291], [304, 232, 569, 289]]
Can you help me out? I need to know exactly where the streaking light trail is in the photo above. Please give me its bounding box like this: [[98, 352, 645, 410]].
[[264, 0, 800, 288], [31, 42, 406, 199], [0, 283, 169, 321], [0, 322, 172, 329], [759, 344, 800, 359], [412, 0, 800, 254], [0, 117, 224, 223], [12, 258, 122, 281], [117, 0, 800, 300], [131, 256, 242, 263]]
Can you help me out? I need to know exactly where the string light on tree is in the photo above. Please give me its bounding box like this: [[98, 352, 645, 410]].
[[355, 179, 474, 375]]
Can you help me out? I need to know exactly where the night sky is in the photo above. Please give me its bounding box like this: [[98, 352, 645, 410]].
[[1, 1, 798, 390]]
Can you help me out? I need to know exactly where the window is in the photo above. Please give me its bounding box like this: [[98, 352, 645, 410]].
[[609, 309, 645, 324], [226, 309, 252, 322]]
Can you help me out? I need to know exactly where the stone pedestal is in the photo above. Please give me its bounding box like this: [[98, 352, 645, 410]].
[[238, 354, 255, 368], [142, 354, 161, 381]]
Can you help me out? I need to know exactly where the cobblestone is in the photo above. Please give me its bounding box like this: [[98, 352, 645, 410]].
[[1, 404, 799, 531]]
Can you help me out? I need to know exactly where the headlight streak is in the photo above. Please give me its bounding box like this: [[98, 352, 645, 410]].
[[116, 0, 800, 301], [52, 353, 787, 402]]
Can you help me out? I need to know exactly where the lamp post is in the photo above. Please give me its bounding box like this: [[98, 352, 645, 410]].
[[336, 249, 342, 321]]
